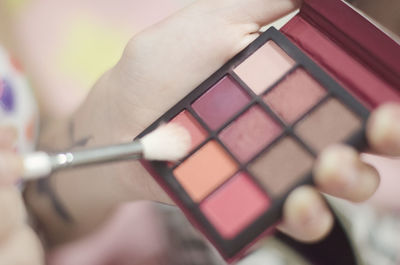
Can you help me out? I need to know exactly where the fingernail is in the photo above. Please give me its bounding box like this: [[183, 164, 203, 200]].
[[352, 164, 380, 202], [301, 195, 328, 227], [286, 187, 326, 227], [315, 145, 360, 191], [282, 186, 334, 242], [367, 104, 400, 155]]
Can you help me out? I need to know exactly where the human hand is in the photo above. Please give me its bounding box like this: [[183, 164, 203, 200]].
[[0, 126, 44, 265], [29, 0, 385, 246]]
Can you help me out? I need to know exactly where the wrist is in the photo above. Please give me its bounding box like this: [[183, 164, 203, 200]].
[[39, 69, 138, 152], [27, 69, 171, 245]]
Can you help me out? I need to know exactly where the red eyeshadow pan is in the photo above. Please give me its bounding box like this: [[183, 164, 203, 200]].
[[200, 172, 270, 239], [170, 110, 207, 151], [264, 68, 326, 123], [219, 106, 281, 163], [192, 76, 250, 130]]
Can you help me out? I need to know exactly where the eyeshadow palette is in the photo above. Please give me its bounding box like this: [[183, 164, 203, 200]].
[[137, 27, 370, 261]]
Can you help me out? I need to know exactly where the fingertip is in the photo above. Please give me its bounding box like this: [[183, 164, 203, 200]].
[[314, 145, 358, 193], [355, 163, 380, 202], [314, 145, 380, 202], [367, 103, 400, 156], [0, 152, 23, 186], [279, 186, 333, 243]]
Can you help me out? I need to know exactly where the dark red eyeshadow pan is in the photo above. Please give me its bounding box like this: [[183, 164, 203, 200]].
[[192, 76, 250, 130]]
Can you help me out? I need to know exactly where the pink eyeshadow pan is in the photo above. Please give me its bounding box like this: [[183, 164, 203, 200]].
[[192, 76, 250, 130], [219, 106, 281, 163], [170, 110, 207, 151], [264, 68, 326, 123], [234, 41, 295, 95], [200, 172, 270, 239]]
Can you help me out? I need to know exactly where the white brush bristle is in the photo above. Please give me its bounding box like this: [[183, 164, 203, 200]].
[[22, 152, 52, 180], [140, 123, 191, 161]]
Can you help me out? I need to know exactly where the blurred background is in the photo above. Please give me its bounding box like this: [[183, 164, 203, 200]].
[[0, 0, 196, 119]]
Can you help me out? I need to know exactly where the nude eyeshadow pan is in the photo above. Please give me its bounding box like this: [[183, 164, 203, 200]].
[[137, 28, 369, 261]]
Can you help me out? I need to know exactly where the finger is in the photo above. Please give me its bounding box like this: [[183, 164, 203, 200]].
[[0, 227, 44, 265], [189, 0, 301, 52], [0, 126, 18, 150], [0, 152, 23, 186], [121, 0, 302, 130], [366, 103, 400, 156], [202, 0, 301, 26], [278, 186, 334, 242], [48, 239, 110, 265], [0, 187, 26, 240], [314, 145, 380, 202]]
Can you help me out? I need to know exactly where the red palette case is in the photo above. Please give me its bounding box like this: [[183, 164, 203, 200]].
[[282, 0, 400, 109], [137, 0, 400, 262]]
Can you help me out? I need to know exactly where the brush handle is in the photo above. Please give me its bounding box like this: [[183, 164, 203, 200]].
[[23, 141, 143, 180], [52, 141, 143, 169]]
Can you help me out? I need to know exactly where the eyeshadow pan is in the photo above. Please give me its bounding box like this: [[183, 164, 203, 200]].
[[249, 137, 314, 197], [200, 172, 270, 239], [295, 98, 363, 152], [174, 141, 238, 202], [192, 76, 250, 130], [219, 106, 281, 163], [264, 68, 326, 123], [234, 41, 295, 95], [170, 110, 207, 151]]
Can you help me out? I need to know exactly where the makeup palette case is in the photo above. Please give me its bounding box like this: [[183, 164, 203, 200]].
[[137, 0, 400, 263]]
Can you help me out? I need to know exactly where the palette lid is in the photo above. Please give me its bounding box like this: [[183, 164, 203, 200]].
[[300, 0, 400, 89]]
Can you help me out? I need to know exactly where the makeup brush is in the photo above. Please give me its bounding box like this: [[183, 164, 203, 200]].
[[22, 123, 191, 180]]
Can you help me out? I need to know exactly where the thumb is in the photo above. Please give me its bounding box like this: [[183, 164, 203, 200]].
[[48, 201, 169, 265], [47, 235, 113, 265]]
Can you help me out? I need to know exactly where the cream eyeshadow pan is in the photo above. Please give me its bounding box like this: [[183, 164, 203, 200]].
[[137, 28, 369, 261]]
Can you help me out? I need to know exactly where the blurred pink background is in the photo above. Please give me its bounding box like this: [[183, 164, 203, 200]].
[[3, 0, 193, 117]]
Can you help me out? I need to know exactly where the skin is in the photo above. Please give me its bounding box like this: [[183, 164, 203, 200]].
[[0, 126, 44, 265], [0, 0, 399, 263]]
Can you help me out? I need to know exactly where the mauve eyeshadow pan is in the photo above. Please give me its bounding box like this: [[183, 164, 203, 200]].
[[295, 98, 362, 152], [219, 106, 281, 163], [249, 137, 313, 197], [192, 76, 250, 130], [264, 68, 326, 124]]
